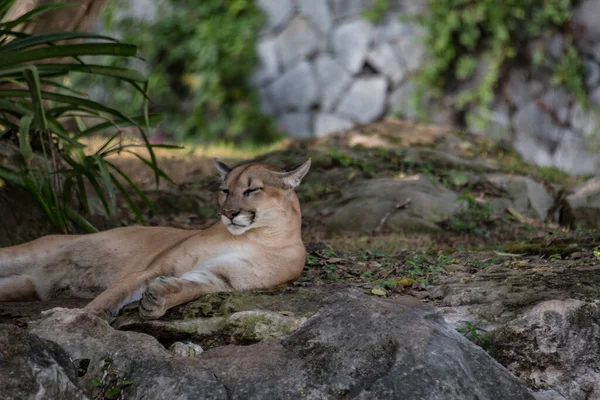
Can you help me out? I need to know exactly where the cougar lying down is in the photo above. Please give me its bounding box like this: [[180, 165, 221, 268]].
[[0, 159, 310, 319]]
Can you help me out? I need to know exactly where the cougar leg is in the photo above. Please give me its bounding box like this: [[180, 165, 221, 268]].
[[0, 276, 40, 301], [84, 271, 158, 318], [139, 272, 232, 319]]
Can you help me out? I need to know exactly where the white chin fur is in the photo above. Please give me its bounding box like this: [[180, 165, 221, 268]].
[[221, 215, 252, 235]]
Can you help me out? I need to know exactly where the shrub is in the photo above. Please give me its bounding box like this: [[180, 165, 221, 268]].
[[0, 1, 173, 233]]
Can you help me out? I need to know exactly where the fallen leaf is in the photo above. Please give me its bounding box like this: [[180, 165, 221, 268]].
[[393, 278, 415, 286], [371, 288, 387, 296]]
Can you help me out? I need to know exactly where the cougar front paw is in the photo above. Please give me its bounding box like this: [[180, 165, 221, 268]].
[[139, 284, 167, 319]]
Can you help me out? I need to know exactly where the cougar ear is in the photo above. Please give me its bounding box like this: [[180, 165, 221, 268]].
[[214, 158, 232, 180], [273, 158, 311, 189]]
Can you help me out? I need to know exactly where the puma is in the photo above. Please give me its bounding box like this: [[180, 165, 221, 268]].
[[0, 158, 311, 319]]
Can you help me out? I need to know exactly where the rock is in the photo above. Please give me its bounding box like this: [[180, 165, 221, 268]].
[[257, 86, 276, 115], [276, 16, 322, 68], [0, 325, 90, 400], [410, 148, 499, 173], [169, 342, 204, 357], [466, 101, 512, 140], [322, 174, 463, 233], [267, 61, 319, 111], [395, 26, 427, 71], [539, 87, 571, 124], [513, 101, 563, 149], [115, 309, 307, 347], [584, 59, 600, 88], [314, 55, 352, 111], [251, 37, 279, 86], [373, 18, 416, 42], [545, 34, 564, 60], [29, 291, 535, 400], [492, 300, 600, 400], [533, 390, 568, 400], [295, 0, 332, 34], [367, 42, 406, 84], [329, 0, 371, 20], [513, 133, 555, 168], [573, 0, 600, 61], [389, 80, 420, 121], [504, 69, 544, 107], [552, 130, 599, 176], [565, 177, 600, 228], [336, 77, 388, 123], [257, 0, 294, 32], [483, 174, 555, 221], [331, 19, 373, 74], [314, 113, 354, 137], [571, 102, 600, 138], [276, 112, 313, 138]]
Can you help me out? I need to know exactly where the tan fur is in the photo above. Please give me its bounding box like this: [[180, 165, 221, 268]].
[[0, 159, 311, 319]]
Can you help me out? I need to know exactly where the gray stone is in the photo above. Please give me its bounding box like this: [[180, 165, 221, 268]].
[[466, 101, 512, 140], [314, 55, 352, 111], [532, 390, 567, 400], [28, 293, 535, 400], [329, 0, 372, 20], [565, 177, 600, 228], [591, 86, 600, 106], [545, 34, 564, 60], [257, 86, 277, 115], [367, 42, 406, 84], [513, 133, 555, 168], [0, 325, 90, 400], [314, 113, 354, 137], [169, 342, 204, 357], [573, 0, 600, 60], [389, 80, 426, 121], [251, 38, 279, 86], [570, 103, 600, 138], [395, 27, 427, 71], [584, 59, 600, 88], [276, 112, 313, 138], [276, 16, 321, 68], [331, 19, 374, 74], [504, 68, 544, 107], [267, 61, 319, 111], [336, 77, 388, 123], [373, 18, 416, 43], [493, 300, 600, 400], [539, 87, 572, 124], [257, 0, 294, 32], [513, 101, 563, 144], [295, 0, 332, 34], [484, 174, 555, 221], [322, 174, 463, 233]]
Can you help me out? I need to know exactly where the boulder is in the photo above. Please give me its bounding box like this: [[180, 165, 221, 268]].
[[267, 61, 319, 111], [565, 177, 600, 229], [367, 42, 406, 84], [482, 174, 555, 221], [276, 112, 313, 138], [314, 113, 354, 137], [276, 16, 322, 68], [0, 325, 89, 400], [492, 300, 600, 400], [314, 55, 353, 111], [28, 289, 535, 399], [331, 20, 373, 74], [251, 37, 279, 86], [257, 0, 294, 32], [337, 77, 388, 123], [295, 0, 333, 35], [321, 174, 463, 233]]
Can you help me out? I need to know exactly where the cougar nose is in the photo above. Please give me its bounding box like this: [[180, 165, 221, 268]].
[[222, 209, 240, 220]]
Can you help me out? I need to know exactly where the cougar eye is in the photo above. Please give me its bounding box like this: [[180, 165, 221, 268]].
[[220, 188, 229, 195], [244, 187, 262, 197]]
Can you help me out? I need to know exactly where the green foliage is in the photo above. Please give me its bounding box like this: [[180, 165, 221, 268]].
[[0, 1, 172, 233], [363, 0, 390, 23], [551, 39, 588, 107], [447, 191, 494, 237], [90, 357, 133, 400], [92, 0, 280, 145], [414, 0, 578, 113], [456, 321, 492, 349]]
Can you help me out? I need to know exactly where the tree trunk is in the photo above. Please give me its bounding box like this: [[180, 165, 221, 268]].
[[3, 0, 109, 34]]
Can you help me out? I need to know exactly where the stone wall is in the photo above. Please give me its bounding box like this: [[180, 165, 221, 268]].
[[252, 0, 428, 139], [253, 0, 600, 176]]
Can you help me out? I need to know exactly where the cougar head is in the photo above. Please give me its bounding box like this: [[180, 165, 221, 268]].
[[214, 158, 311, 235]]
